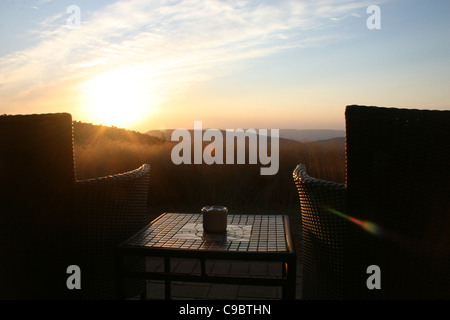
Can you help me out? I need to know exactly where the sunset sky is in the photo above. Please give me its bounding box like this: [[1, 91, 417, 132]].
[[1, 0, 449, 132]]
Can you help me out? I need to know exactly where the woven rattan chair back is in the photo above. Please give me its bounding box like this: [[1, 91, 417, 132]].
[[0, 113, 76, 299], [345, 105, 450, 299]]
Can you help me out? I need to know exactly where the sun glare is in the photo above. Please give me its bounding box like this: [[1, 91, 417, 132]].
[[79, 68, 156, 129]]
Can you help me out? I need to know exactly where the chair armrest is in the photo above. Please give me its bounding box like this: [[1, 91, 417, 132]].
[[75, 164, 150, 239], [74, 164, 150, 299], [293, 164, 346, 217], [293, 164, 347, 299]]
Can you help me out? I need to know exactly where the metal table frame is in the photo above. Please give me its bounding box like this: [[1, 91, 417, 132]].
[[116, 213, 297, 300]]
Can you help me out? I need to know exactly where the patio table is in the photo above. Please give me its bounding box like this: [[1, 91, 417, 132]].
[[116, 212, 297, 299]]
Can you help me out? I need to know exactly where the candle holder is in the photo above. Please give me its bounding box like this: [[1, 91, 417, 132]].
[[202, 206, 228, 234]]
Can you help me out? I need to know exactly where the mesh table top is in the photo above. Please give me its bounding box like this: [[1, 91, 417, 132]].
[[123, 213, 291, 253]]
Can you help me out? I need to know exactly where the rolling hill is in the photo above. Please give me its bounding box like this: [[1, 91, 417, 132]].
[[146, 128, 345, 142]]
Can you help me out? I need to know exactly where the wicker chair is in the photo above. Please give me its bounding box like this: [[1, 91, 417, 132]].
[[0, 113, 150, 300], [293, 105, 450, 300]]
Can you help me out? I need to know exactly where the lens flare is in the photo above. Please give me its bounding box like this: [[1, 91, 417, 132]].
[[327, 208, 383, 237], [325, 207, 417, 250]]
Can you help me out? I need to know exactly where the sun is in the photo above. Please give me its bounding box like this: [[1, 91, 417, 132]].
[[79, 67, 156, 128]]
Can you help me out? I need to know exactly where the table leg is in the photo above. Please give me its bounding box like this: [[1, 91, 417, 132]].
[[116, 253, 125, 300], [200, 259, 206, 277], [282, 258, 297, 300], [164, 257, 171, 299]]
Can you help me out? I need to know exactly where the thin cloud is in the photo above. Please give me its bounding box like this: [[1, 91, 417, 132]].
[[0, 0, 384, 115]]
